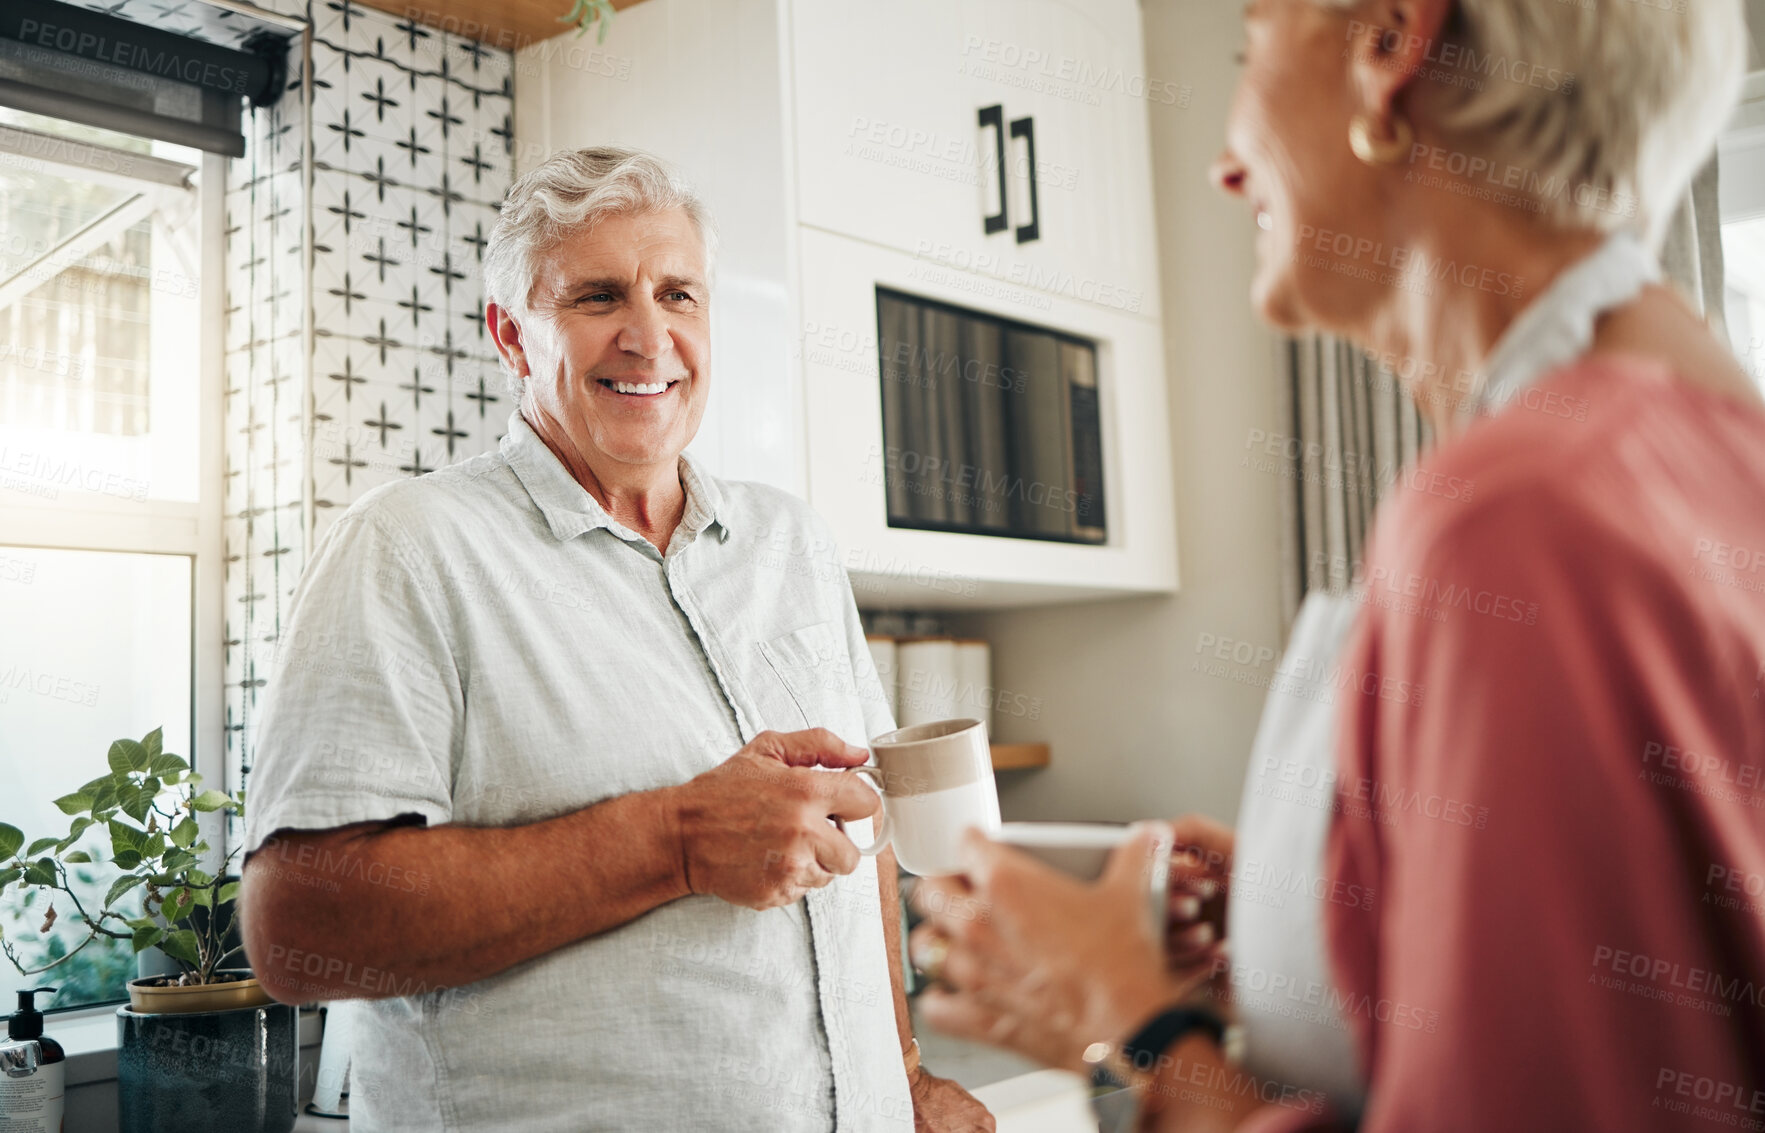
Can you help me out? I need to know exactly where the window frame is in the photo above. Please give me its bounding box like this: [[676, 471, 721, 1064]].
[[1720, 72, 1765, 226], [0, 134, 229, 1014]]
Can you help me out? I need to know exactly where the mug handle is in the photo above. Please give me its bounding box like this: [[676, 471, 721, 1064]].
[[834, 765, 891, 856]]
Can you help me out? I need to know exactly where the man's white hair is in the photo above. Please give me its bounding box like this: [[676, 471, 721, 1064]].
[[1319, 0, 1745, 242], [483, 144, 718, 330]]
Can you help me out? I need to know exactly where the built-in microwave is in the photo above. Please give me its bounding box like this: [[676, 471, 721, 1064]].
[[874, 287, 1106, 545]]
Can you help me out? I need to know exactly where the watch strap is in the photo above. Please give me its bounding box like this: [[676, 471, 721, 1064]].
[[1122, 1006, 1227, 1070], [1086, 1005, 1229, 1093]]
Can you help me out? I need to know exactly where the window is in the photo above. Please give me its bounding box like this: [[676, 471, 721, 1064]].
[[0, 108, 224, 1013], [1719, 72, 1765, 392]]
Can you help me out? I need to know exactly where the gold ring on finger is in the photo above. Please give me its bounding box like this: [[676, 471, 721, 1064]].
[[915, 934, 951, 986]]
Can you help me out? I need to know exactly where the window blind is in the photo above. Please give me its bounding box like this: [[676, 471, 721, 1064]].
[[0, 0, 299, 157]]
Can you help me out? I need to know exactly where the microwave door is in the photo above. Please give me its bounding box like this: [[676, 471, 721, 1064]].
[[1004, 327, 1070, 540], [1063, 341, 1107, 543], [961, 317, 1012, 533]]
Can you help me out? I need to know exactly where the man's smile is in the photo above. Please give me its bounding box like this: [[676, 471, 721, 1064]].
[[595, 377, 683, 398]]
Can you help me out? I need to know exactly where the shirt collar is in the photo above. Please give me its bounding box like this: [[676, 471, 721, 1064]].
[[501, 411, 733, 544], [1463, 231, 1661, 426]]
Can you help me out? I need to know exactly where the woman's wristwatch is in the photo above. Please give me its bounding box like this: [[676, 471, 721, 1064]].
[[1082, 1006, 1244, 1093]]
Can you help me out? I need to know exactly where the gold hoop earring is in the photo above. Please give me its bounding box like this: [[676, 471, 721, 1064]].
[[1349, 113, 1415, 166]]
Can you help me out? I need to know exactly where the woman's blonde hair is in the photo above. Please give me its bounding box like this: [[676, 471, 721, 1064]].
[[1318, 0, 1746, 242]]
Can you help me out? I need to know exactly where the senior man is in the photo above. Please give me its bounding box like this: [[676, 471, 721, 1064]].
[[238, 147, 990, 1132]]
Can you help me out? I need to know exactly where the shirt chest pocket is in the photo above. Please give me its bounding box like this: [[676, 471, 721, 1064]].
[[756, 621, 867, 746]]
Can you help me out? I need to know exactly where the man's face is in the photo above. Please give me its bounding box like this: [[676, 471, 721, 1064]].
[[493, 208, 711, 474]]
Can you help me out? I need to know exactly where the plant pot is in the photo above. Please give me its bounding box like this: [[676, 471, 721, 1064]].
[[127, 970, 274, 1014], [137, 945, 181, 983], [116, 998, 298, 1133]]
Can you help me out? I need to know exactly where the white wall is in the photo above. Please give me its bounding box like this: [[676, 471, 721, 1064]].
[[968, 0, 1285, 826]]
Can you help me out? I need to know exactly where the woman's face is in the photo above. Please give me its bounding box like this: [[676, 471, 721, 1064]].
[[1214, 0, 1390, 332]]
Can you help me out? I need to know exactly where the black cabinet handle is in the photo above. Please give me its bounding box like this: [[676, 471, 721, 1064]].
[[1010, 115, 1040, 244], [979, 104, 1008, 235]]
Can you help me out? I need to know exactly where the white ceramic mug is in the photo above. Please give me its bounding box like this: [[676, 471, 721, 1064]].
[[990, 821, 1174, 933], [842, 718, 1001, 877]]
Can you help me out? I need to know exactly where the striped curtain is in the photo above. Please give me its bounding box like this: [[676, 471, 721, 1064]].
[[1274, 338, 1431, 629]]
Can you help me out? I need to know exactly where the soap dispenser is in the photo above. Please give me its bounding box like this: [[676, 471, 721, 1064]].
[[0, 987, 63, 1132]]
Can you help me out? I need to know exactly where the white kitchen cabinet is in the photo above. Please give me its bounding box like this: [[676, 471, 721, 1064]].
[[515, 0, 1177, 606], [793, 0, 1167, 319]]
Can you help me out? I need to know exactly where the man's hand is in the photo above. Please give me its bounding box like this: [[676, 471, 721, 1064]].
[[909, 1066, 995, 1132], [669, 728, 880, 909]]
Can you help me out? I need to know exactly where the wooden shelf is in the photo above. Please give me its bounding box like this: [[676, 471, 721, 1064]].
[[354, 0, 649, 51], [990, 743, 1050, 771]]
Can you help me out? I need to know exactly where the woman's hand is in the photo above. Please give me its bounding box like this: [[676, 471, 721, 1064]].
[[1166, 814, 1234, 974], [909, 824, 1204, 1073]]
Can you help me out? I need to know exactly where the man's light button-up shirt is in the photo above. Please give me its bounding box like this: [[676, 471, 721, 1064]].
[[243, 411, 907, 1132]]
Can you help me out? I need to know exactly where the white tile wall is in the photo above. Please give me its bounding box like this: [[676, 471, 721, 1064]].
[[224, 0, 514, 796]]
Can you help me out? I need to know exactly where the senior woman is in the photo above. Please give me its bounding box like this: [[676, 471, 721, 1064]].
[[912, 1, 1765, 1130]]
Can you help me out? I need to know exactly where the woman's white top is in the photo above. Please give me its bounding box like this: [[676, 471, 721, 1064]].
[[1228, 232, 1660, 1118]]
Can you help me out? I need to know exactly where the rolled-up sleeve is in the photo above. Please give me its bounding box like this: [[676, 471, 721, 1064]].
[[243, 502, 462, 856]]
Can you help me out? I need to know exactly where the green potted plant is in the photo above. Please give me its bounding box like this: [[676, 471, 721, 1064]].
[[560, 0, 618, 40], [0, 728, 298, 1133]]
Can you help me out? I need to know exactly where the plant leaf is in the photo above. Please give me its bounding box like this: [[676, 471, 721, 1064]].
[[117, 782, 151, 824], [169, 817, 199, 849], [106, 874, 148, 907], [23, 857, 57, 886], [52, 791, 93, 816], [162, 888, 193, 921], [0, 867, 21, 887], [0, 823, 20, 861], [54, 816, 94, 854], [108, 738, 147, 776], [112, 850, 143, 871], [142, 728, 163, 759], [218, 881, 239, 905], [24, 837, 58, 858], [160, 849, 196, 875], [61, 851, 92, 864], [188, 790, 232, 813], [158, 928, 199, 965], [108, 820, 145, 855], [131, 925, 165, 953], [148, 752, 188, 777]]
